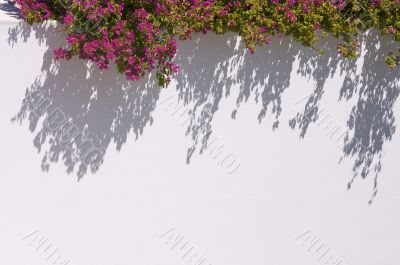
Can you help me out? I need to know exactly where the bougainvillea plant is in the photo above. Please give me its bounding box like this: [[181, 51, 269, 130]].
[[16, 0, 400, 86]]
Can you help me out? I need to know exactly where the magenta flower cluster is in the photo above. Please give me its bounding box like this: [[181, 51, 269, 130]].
[[16, 0, 400, 85]]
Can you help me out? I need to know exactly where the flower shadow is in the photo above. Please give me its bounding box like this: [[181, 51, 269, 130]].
[[175, 31, 400, 202], [10, 22, 160, 179], [9, 22, 400, 202]]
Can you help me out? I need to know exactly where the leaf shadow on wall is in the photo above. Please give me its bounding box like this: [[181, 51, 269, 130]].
[[9, 22, 400, 202], [10, 22, 160, 178], [174, 31, 399, 203]]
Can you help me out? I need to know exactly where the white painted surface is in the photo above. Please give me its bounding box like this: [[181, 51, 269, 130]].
[[1, 21, 400, 265]]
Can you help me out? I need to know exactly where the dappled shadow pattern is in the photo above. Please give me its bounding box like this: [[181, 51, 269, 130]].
[[175, 32, 399, 203], [289, 33, 400, 202], [8, 22, 400, 201], [10, 22, 160, 179], [175, 34, 300, 161], [341, 34, 399, 203]]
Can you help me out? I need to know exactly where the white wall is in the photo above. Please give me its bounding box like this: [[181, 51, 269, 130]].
[[1, 21, 400, 265]]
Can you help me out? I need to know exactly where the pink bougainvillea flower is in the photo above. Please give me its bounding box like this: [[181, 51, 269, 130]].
[[15, 0, 400, 86]]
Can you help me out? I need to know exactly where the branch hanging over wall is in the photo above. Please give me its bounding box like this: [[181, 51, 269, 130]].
[[17, 0, 400, 86]]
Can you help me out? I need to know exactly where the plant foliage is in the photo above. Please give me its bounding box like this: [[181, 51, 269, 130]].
[[17, 0, 400, 86]]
